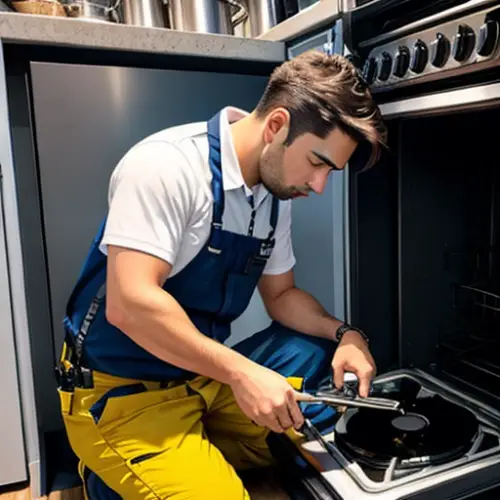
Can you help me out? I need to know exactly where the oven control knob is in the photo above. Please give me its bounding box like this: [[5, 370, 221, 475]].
[[452, 24, 476, 62], [393, 46, 410, 77], [430, 33, 451, 67], [477, 19, 499, 57], [410, 39, 428, 73], [362, 57, 378, 84], [378, 52, 392, 81]]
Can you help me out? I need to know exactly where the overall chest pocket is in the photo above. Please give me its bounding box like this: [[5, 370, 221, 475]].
[[219, 255, 267, 318]]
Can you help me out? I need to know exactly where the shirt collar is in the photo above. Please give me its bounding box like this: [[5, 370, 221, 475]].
[[219, 107, 270, 207]]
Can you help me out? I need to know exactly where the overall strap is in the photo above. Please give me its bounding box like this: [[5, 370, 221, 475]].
[[207, 111, 224, 229], [207, 110, 278, 246], [59, 218, 108, 382], [268, 196, 280, 241], [65, 218, 107, 319]]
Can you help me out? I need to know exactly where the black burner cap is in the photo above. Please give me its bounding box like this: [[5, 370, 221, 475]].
[[391, 413, 429, 433], [333, 377, 479, 470]]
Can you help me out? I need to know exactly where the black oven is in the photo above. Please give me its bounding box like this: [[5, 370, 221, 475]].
[[272, 2, 500, 499], [348, 0, 500, 402]]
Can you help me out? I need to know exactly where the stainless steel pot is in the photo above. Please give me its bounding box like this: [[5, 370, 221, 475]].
[[245, 0, 278, 37], [168, 0, 247, 35], [121, 0, 167, 28], [64, 0, 122, 22]]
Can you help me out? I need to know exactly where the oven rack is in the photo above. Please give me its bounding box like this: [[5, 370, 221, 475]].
[[437, 315, 500, 404], [458, 282, 500, 313]]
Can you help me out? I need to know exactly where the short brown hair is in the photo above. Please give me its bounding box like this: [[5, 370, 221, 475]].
[[255, 50, 388, 169]]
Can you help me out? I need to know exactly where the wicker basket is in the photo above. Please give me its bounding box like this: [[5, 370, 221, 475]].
[[11, 0, 67, 16]]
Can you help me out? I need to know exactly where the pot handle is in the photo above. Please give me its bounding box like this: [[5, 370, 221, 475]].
[[64, 3, 81, 17], [220, 0, 248, 27], [108, 0, 122, 10], [105, 0, 121, 22]]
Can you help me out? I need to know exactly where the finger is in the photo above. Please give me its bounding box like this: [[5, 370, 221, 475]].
[[275, 404, 294, 431], [261, 413, 285, 433], [333, 363, 345, 390], [357, 368, 374, 398], [287, 394, 305, 430]]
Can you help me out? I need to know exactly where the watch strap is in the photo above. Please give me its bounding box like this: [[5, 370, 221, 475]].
[[335, 323, 369, 344]]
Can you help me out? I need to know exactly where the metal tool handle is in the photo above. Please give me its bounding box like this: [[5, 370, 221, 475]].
[[295, 390, 402, 412]]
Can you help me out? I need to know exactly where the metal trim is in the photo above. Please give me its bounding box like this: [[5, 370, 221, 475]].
[[396, 120, 404, 369], [379, 81, 500, 118], [0, 40, 41, 497], [287, 26, 334, 59], [343, 167, 352, 324], [257, 0, 340, 42], [28, 460, 42, 499], [332, 170, 346, 322]]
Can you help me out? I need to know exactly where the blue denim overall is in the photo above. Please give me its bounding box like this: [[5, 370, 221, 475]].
[[62, 111, 335, 498]]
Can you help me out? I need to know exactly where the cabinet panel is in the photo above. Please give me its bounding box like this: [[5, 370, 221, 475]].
[[0, 177, 27, 486], [29, 62, 269, 421]]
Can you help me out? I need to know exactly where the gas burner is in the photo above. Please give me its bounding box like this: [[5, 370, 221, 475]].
[[334, 377, 480, 471], [292, 369, 500, 499]]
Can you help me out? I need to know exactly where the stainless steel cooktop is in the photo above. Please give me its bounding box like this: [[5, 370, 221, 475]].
[[296, 369, 500, 499]]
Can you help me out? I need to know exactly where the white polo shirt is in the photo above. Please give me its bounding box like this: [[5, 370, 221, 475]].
[[99, 107, 296, 278]]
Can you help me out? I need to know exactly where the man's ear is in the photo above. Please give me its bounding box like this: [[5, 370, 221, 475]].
[[263, 108, 291, 145]]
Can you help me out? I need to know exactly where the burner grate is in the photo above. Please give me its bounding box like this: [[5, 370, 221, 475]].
[[330, 424, 500, 486], [303, 373, 500, 493]]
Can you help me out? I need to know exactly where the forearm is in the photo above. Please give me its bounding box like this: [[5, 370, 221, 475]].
[[266, 286, 342, 341], [107, 286, 253, 384]]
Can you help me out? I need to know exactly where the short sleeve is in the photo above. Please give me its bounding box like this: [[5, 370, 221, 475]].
[[263, 200, 296, 275], [99, 141, 198, 266]]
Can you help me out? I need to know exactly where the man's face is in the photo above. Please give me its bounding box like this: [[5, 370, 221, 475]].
[[258, 113, 358, 201]]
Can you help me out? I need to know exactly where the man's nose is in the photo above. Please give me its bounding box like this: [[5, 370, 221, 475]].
[[308, 171, 329, 195]]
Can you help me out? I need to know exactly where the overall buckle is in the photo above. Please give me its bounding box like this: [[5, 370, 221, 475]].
[[55, 363, 76, 392], [76, 366, 94, 389], [55, 362, 94, 390]]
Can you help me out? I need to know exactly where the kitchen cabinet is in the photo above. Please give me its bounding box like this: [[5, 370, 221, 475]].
[[0, 26, 286, 497], [0, 14, 346, 498]]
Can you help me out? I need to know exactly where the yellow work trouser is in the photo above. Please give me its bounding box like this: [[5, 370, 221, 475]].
[[59, 370, 304, 499]]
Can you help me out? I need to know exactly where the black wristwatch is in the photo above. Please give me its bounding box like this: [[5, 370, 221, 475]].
[[335, 323, 369, 344]]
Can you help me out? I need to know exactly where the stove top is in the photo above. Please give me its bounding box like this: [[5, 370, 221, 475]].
[[357, 1, 500, 94], [296, 369, 500, 499]]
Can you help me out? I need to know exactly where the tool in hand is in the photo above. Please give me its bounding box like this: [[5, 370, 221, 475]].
[[294, 372, 403, 413], [295, 389, 402, 413]]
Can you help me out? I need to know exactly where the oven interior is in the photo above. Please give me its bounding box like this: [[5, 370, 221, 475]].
[[349, 104, 500, 409]]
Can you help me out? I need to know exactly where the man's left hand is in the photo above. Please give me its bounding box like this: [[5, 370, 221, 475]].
[[331, 331, 376, 398]]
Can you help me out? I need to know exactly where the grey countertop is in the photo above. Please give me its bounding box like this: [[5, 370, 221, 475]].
[[0, 12, 285, 62]]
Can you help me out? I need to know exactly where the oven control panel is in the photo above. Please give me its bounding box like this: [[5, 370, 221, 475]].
[[363, 6, 500, 91]]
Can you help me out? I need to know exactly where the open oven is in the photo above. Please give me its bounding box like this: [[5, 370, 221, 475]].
[[268, 1, 500, 499], [349, 0, 500, 424]]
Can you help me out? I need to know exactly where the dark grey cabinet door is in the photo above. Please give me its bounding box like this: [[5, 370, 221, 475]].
[[29, 61, 268, 426]]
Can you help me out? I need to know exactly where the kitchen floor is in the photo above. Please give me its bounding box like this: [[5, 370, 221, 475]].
[[0, 469, 291, 499]]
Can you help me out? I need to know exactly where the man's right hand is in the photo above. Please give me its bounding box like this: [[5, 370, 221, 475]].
[[229, 364, 304, 433]]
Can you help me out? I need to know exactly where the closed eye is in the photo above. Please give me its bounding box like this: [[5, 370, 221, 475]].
[[310, 159, 324, 167]]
